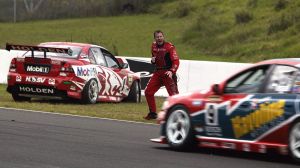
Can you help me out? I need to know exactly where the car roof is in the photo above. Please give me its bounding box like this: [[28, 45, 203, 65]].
[[38, 42, 107, 50], [257, 58, 300, 66]]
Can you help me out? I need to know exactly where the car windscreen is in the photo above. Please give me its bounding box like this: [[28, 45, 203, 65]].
[[23, 45, 82, 58]]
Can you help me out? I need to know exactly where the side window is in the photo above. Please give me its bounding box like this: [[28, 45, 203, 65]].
[[90, 48, 106, 66], [265, 65, 298, 93], [224, 66, 270, 94], [101, 49, 120, 68], [292, 71, 300, 94], [88, 50, 96, 64]]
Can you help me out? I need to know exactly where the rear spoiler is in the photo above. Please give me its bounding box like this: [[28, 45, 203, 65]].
[[6, 43, 72, 58]]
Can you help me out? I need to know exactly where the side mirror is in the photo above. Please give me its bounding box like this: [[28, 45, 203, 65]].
[[120, 63, 129, 69], [212, 84, 222, 95]]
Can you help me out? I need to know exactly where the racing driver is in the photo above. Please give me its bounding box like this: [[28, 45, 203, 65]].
[[144, 30, 180, 120]]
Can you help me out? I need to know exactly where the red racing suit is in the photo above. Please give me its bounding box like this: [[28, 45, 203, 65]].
[[145, 41, 180, 113]]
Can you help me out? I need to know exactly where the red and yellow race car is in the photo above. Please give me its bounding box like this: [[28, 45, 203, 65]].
[[152, 58, 300, 162], [6, 42, 141, 104]]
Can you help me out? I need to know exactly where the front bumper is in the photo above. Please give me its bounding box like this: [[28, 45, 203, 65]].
[[150, 136, 167, 144]]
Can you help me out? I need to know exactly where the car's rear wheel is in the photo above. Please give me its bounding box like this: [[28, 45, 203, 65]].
[[81, 79, 99, 104], [289, 121, 300, 162], [165, 105, 196, 150], [12, 93, 31, 102], [126, 80, 141, 103]]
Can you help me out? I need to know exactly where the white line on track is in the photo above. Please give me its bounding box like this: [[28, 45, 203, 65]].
[[0, 106, 158, 126]]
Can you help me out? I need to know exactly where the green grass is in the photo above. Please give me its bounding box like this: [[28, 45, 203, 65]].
[[0, 0, 300, 62], [2, 0, 300, 63], [176, 0, 300, 62], [0, 84, 165, 123], [0, 14, 202, 60]]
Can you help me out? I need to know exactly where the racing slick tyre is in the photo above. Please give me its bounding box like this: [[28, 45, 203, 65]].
[[126, 80, 141, 103], [12, 93, 31, 102], [289, 120, 300, 162], [165, 105, 196, 151], [81, 79, 99, 104]]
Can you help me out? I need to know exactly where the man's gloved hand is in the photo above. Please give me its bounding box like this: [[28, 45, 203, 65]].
[[165, 70, 173, 78], [151, 57, 156, 64]]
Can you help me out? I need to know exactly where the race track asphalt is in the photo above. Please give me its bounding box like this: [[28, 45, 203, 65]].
[[0, 107, 299, 168]]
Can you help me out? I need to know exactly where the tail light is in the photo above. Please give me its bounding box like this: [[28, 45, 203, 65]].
[[59, 62, 74, 76], [9, 58, 17, 72]]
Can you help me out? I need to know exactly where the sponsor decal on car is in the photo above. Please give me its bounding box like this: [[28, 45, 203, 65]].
[[222, 142, 236, 149], [8, 45, 69, 54], [26, 65, 50, 73], [75, 66, 97, 77], [205, 126, 223, 137], [25, 76, 46, 83], [16, 76, 22, 82], [48, 78, 55, 85], [242, 143, 251, 152], [51, 60, 61, 65], [72, 65, 131, 97], [192, 100, 202, 106], [258, 144, 266, 153], [19, 86, 54, 94], [231, 100, 285, 139], [135, 71, 152, 78], [205, 104, 219, 126]]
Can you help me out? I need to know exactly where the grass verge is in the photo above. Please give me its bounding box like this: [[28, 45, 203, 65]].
[[0, 14, 200, 61], [0, 84, 165, 123]]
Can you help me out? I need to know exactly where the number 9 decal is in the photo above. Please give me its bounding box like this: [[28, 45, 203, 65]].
[[205, 103, 219, 126]]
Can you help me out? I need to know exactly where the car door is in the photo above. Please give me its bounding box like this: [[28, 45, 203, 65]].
[[257, 65, 300, 143], [87, 47, 108, 97], [202, 65, 273, 140], [203, 64, 300, 142], [100, 48, 127, 97]]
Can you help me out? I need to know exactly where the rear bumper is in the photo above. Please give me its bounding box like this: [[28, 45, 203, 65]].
[[7, 73, 84, 100], [7, 84, 68, 99]]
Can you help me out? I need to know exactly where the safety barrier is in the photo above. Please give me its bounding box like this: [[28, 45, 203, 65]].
[[0, 50, 251, 96]]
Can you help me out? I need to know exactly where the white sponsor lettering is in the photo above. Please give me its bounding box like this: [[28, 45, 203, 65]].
[[221, 142, 236, 149], [26, 65, 50, 73], [242, 144, 251, 152], [19, 86, 54, 94], [25, 76, 46, 83], [135, 71, 152, 78], [205, 126, 223, 137]]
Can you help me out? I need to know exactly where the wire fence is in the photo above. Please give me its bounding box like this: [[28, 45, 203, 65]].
[[0, 0, 167, 22]]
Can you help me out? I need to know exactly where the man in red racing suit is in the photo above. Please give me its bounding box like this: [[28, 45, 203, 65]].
[[144, 30, 180, 120]]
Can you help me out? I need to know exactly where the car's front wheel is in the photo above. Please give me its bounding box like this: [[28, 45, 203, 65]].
[[81, 79, 99, 104], [165, 105, 196, 150], [126, 80, 141, 103], [289, 120, 300, 162]]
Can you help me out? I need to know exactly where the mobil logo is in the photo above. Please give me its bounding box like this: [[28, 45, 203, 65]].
[[76, 66, 97, 77]]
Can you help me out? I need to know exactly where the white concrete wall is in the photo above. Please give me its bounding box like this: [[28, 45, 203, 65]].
[[0, 50, 251, 96], [0, 50, 15, 84], [125, 57, 251, 96]]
